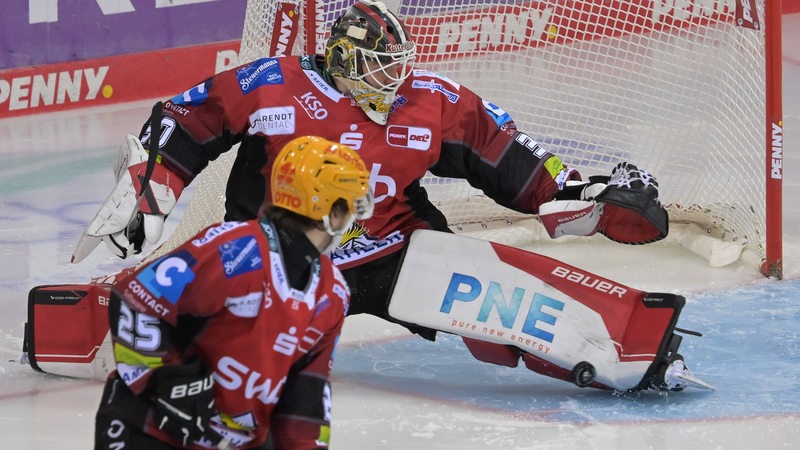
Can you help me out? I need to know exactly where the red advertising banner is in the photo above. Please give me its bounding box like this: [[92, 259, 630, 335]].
[[3, 0, 796, 119], [0, 41, 240, 118]]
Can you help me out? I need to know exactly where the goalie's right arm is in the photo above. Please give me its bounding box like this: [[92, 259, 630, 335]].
[[71, 134, 185, 263]]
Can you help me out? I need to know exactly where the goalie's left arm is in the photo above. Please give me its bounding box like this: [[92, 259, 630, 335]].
[[538, 162, 669, 244], [432, 97, 667, 245]]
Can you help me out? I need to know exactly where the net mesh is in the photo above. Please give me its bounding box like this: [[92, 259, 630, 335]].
[[149, 0, 768, 265]]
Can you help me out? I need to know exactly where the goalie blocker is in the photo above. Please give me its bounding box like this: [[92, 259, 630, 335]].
[[387, 230, 713, 392]]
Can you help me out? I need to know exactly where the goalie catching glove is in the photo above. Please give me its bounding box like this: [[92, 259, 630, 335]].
[[539, 162, 668, 244], [71, 135, 184, 263]]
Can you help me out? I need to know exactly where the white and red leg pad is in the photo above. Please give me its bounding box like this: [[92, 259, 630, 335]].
[[23, 271, 132, 380], [461, 337, 522, 367], [388, 230, 685, 392]]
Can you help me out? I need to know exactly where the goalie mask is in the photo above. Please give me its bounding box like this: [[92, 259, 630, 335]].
[[325, 0, 416, 125], [271, 136, 374, 251]]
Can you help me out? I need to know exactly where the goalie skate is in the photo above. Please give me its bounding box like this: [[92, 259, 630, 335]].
[[654, 358, 716, 391], [643, 330, 716, 392]]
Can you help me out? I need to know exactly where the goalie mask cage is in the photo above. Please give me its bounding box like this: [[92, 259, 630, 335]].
[[152, 0, 783, 278]]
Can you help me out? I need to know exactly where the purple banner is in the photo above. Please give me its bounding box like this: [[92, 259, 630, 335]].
[[1, 0, 247, 70]]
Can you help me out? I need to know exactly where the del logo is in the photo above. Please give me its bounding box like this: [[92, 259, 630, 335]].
[[218, 236, 263, 278], [136, 251, 196, 304], [386, 125, 432, 151], [440, 273, 564, 342]]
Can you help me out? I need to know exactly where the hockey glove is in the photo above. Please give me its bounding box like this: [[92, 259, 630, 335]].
[[71, 135, 184, 263], [150, 361, 229, 448], [539, 162, 668, 244]]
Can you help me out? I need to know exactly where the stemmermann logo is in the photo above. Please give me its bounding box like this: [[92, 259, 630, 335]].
[[236, 58, 283, 94], [411, 79, 459, 103]]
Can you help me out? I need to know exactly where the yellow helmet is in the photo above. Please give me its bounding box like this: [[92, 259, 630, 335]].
[[270, 136, 373, 221]]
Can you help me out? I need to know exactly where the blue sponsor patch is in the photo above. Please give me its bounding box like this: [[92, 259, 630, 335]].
[[171, 80, 212, 106], [135, 251, 196, 304], [389, 94, 408, 113], [236, 58, 284, 94], [313, 295, 332, 318], [482, 100, 513, 127], [218, 236, 263, 278]]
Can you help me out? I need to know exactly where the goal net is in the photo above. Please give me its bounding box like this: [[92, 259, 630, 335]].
[[151, 0, 782, 276]]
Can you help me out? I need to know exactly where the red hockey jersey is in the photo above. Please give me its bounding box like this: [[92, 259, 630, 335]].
[[151, 55, 576, 269], [110, 217, 348, 449]]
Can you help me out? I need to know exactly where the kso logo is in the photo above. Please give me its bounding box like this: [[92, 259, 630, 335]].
[[295, 91, 328, 119]]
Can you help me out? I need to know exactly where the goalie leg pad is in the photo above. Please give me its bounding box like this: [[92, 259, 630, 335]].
[[521, 352, 598, 389], [461, 337, 522, 368], [23, 271, 132, 380], [388, 230, 691, 392]]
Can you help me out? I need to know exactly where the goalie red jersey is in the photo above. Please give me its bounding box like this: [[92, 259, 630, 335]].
[[148, 55, 579, 269], [100, 217, 348, 449]]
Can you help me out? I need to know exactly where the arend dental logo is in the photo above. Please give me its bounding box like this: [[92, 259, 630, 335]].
[[386, 125, 432, 151]]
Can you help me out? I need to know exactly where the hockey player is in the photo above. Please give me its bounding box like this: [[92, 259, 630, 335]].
[[93, 136, 374, 450], [29, 0, 696, 392], [73, 0, 667, 329]]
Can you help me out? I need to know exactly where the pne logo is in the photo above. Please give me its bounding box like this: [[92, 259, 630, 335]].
[[439, 272, 564, 342]]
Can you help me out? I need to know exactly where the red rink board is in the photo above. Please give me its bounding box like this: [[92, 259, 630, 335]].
[[0, 40, 240, 118], [3, 0, 794, 118]]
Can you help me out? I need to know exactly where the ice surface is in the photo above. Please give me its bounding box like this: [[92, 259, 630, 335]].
[[2, 14, 800, 450]]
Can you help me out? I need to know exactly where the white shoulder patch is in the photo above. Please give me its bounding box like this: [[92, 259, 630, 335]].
[[302, 68, 346, 102], [191, 222, 248, 247], [412, 69, 461, 89]]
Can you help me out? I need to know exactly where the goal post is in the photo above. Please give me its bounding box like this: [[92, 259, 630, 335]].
[[153, 0, 783, 278], [764, 0, 783, 279]]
